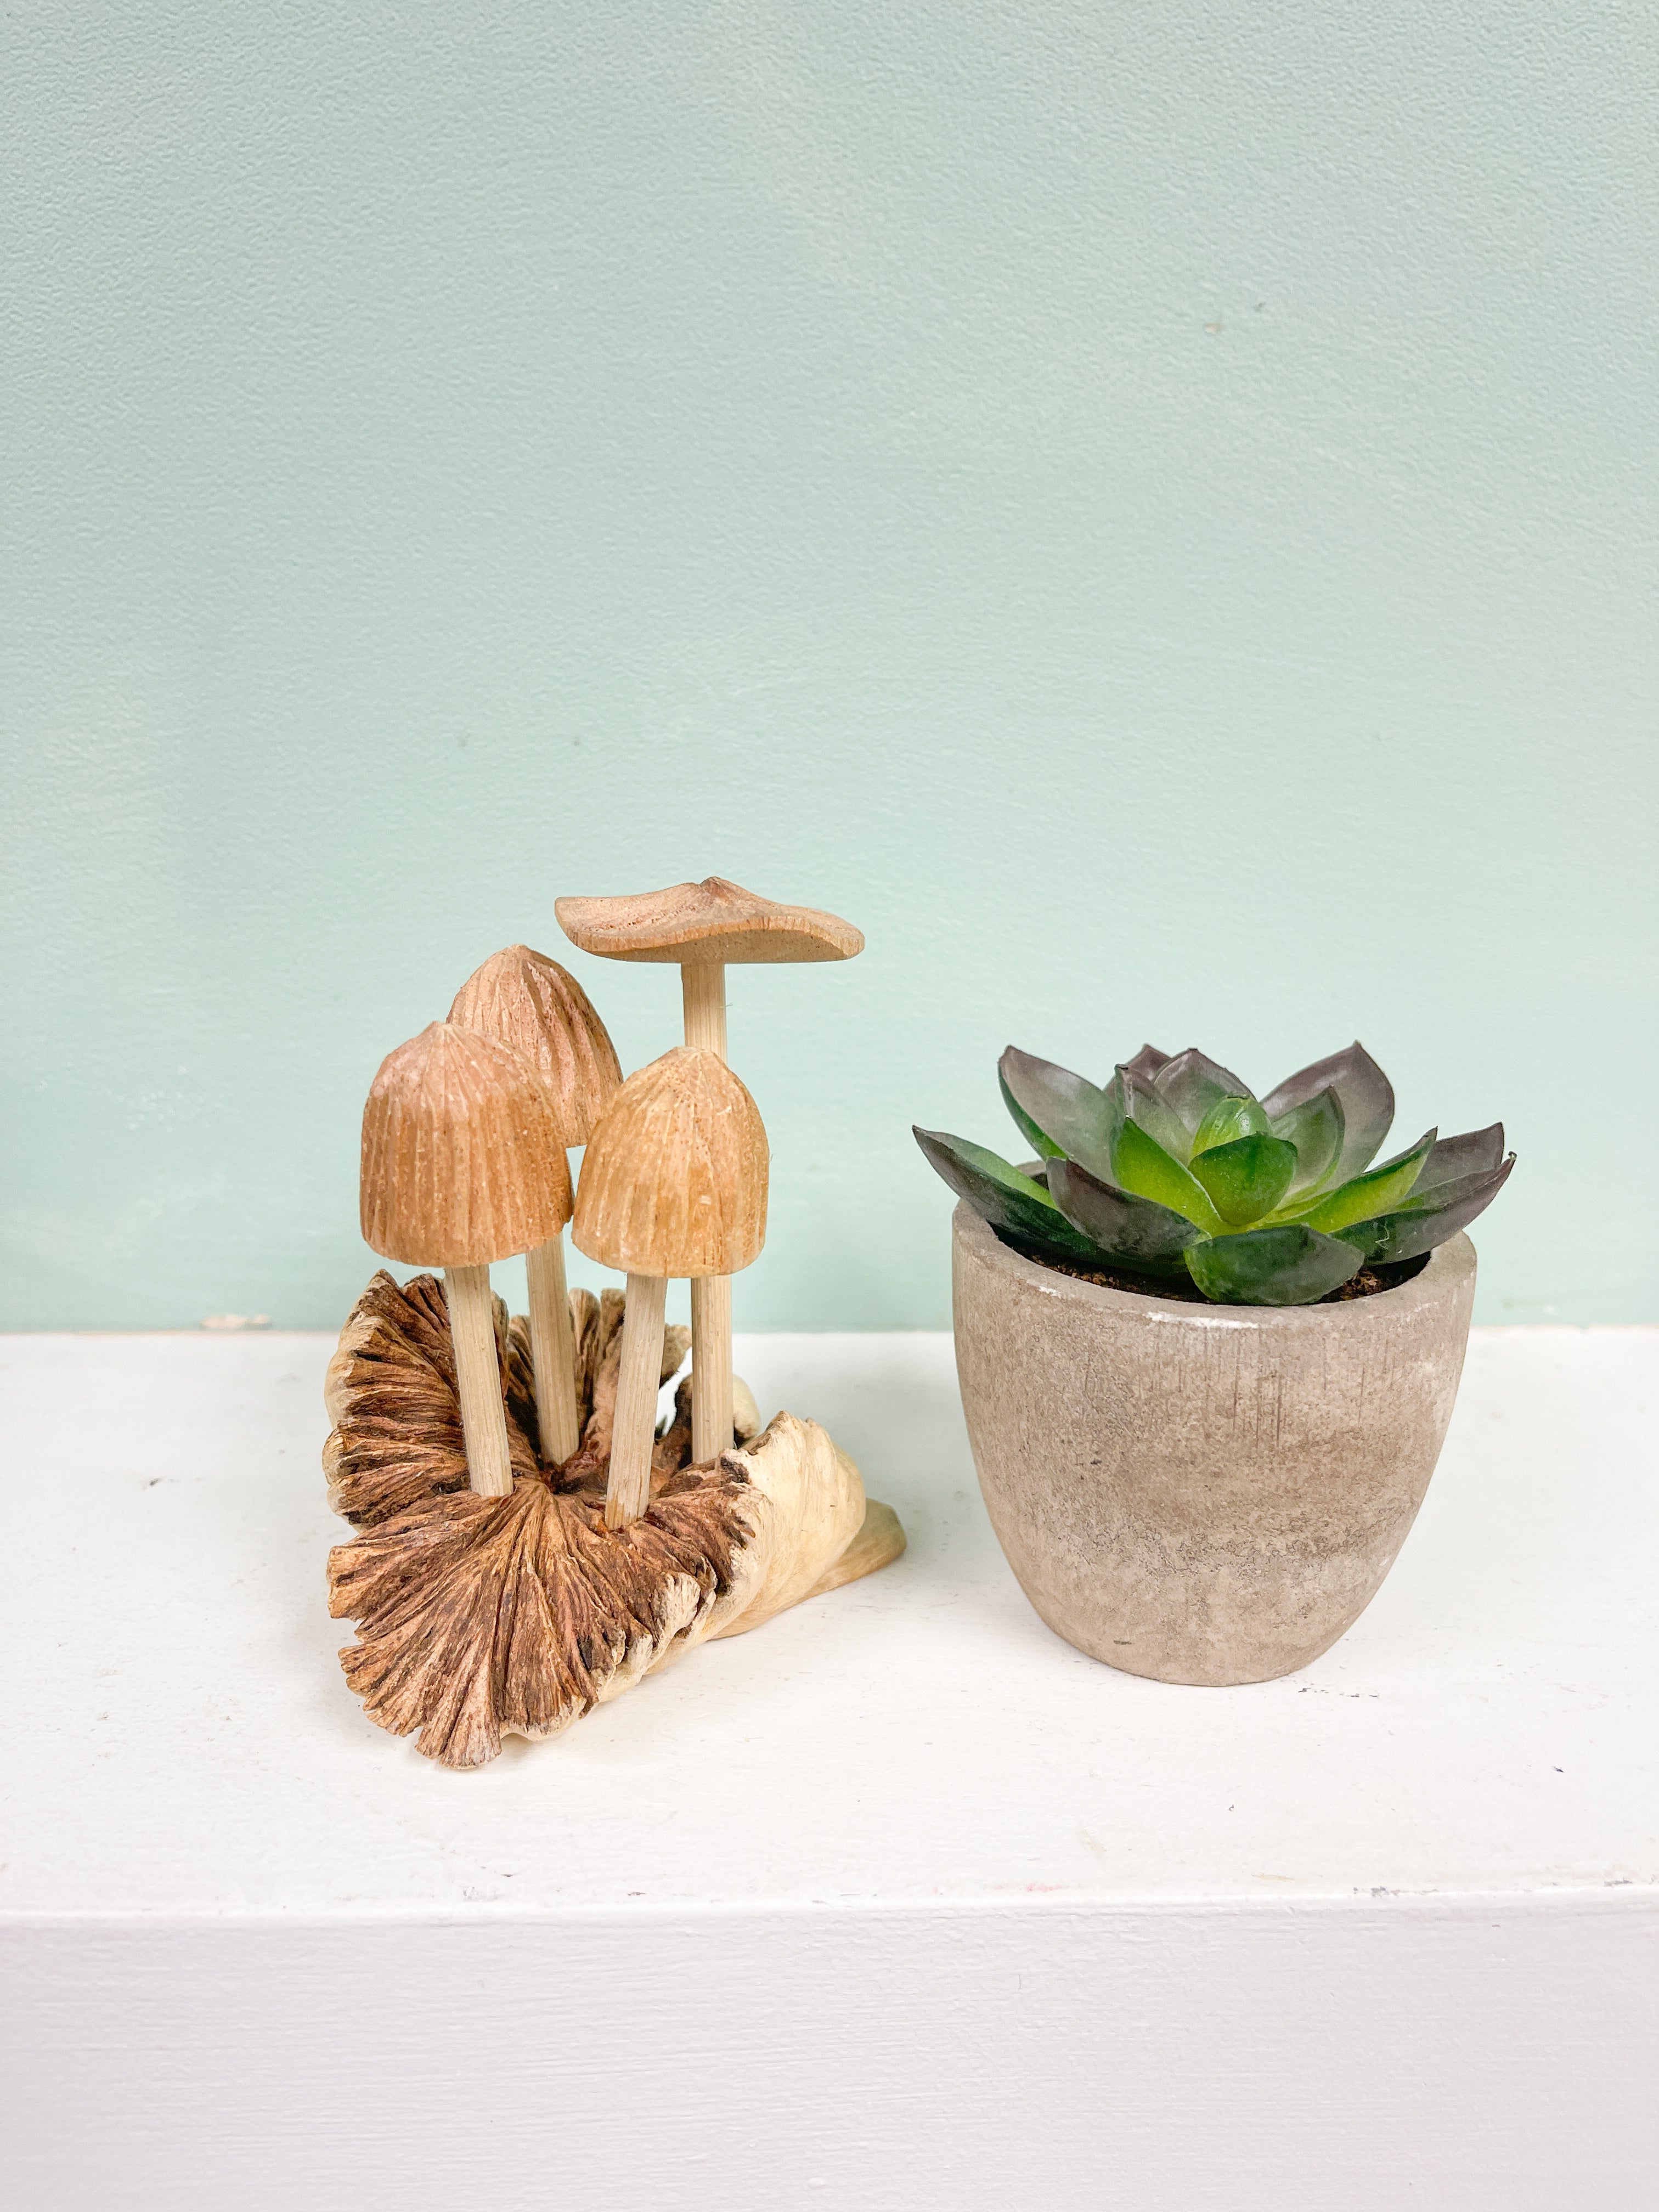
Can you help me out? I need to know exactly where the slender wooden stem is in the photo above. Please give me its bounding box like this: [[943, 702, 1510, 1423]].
[[442, 1264, 513, 1497], [680, 960, 727, 1056], [605, 1271, 667, 1528], [680, 960, 735, 1460], [524, 1231, 581, 1466], [689, 1276, 733, 1464]]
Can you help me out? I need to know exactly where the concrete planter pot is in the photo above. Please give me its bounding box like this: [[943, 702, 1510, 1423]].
[[951, 1202, 1477, 1685]]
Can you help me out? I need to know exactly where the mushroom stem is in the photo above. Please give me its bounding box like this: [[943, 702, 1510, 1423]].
[[687, 1277, 733, 1464], [605, 1271, 668, 1528], [524, 1232, 581, 1465], [680, 960, 734, 1462], [681, 961, 727, 1056], [442, 1264, 514, 1497]]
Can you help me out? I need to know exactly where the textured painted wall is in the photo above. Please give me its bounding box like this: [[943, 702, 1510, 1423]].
[[4, 2, 1655, 1330]]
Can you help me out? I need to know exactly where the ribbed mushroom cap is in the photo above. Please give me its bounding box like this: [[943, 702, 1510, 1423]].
[[556, 877, 862, 966], [573, 1047, 768, 1278], [361, 1023, 573, 1267], [448, 944, 621, 1146]]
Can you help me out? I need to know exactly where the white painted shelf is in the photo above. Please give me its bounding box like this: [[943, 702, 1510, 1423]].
[[3, 1326, 1656, 2210]]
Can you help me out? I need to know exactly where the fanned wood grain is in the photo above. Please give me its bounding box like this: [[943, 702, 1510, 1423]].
[[324, 1272, 902, 1768]]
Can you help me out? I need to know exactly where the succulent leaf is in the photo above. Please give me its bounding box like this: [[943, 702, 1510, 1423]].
[[912, 1127, 1105, 1263], [1269, 1085, 1345, 1198], [1334, 1154, 1515, 1264], [1184, 1224, 1365, 1306], [1189, 1132, 1299, 1226], [1262, 1042, 1395, 1187], [1153, 1048, 1254, 1135], [1415, 1122, 1505, 1192], [1121, 1043, 1172, 1082], [1047, 1157, 1206, 1270], [1192, 1093, 1271, 1156], [998, 1047, 1122, 1177], [998, 1069, 1065, 1159], [1115, 1066, 1198, 1164], [1297, 1128, 1436, 1235], [1110, 1118, 1226, 1234]]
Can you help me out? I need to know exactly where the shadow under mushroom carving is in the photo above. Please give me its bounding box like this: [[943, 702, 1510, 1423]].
[[324, 1269, 906, 1768]]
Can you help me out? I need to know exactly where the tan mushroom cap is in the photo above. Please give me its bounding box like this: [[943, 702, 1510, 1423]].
[[573, 1047, 768, 1278], [555, 876, 863, 966], [447, 944, 622, 1147], [361, 1023, 573, 1268]]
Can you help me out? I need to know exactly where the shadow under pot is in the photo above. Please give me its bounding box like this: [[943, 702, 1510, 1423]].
[[950, 1202, 1478, 1686]]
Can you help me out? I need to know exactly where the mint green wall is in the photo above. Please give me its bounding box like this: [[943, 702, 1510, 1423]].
[[4, 4, 1655, 1330]]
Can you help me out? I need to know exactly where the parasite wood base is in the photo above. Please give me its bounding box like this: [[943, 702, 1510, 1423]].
[[323, 1271, 906, 1767]]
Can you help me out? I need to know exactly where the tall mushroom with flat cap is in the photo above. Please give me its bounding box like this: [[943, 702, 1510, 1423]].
[[447, 945, 621, 1467], [572, 1045, 768, 1526], [360, 1022, 571, 1497], [556, 877, 861, 1464]]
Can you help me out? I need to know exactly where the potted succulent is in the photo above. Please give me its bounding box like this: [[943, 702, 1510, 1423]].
[[916, 1043, 1514, 1686]]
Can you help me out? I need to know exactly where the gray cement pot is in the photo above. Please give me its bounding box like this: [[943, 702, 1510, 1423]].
[[951, 1203, 1477, 1685]]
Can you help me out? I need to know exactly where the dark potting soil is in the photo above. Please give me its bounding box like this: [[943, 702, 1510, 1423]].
[[997, 1234, 1431, 1306]]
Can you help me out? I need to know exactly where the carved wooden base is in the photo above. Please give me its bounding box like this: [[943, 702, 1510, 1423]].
[[323, 1272, 906, 1767]]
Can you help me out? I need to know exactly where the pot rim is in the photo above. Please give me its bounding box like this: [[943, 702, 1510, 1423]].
[[951, 1200, 1475, 1334]]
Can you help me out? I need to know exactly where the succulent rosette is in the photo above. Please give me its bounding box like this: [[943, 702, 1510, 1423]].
[[916, 1042, 1514, 1306]]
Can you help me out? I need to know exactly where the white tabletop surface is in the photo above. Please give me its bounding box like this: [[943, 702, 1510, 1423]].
[[4, 1324, 1655, 1919]]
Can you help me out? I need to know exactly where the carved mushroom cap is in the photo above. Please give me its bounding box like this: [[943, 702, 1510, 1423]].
[[555, 876, 863, 966], [361, 1022, 573, 1267], [448, 944, 622, 1146], [573, 1046, 768, 1278]]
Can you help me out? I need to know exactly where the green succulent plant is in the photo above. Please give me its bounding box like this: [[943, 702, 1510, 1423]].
[[915, 1041, 1514, 1306]]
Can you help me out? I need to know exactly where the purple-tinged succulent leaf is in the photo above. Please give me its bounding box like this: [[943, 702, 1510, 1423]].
[[1298, 1128, 1436, 1235], [1333, 1154, 1515, 1265], [1184, 1224, 1364, 1306], [1111, 1116, 1225, 1234], [1189, 1132, 1299, 1226], [1121, 1043, 1172, 1082], [1047, 1158, 1205, 1269], [998, 1047, 1122, 1177], [1116, 1066, 1198, 1164], [1192, 1093, 1271, 1157], [913, 1127, 1106, 1264], [1155, 1050, 1253, 1131], [1269, 1085, 1345, 1199], [1152, 1048, 1254, 1135], [999, 1069, 1065, 1160], [1262, 1042, 1394, 1186], [1415, 1122, 1505, 1192]]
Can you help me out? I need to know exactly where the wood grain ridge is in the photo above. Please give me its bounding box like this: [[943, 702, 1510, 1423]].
[[448, 944, 621, 1147], [573, 1046, 768, 1278], [361, 1022, 572, 1267]]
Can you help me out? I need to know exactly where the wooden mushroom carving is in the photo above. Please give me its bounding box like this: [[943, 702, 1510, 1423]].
[[448, 945, 621, 1466], [557, 877, 861, 1463], [360, 1022, 571, 1495], [326, 887, 905, 1769], [572, 1046, 768, 1522]]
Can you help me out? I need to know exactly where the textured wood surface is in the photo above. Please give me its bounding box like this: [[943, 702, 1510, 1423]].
[[679, 962, 736, 1460], [360, 1022, 572, 1267], [605, 1271, 668, 1528], [524, 1235, 581, 1464], [573, 1046, 768, 1279], [556, 875, 864, 966], [323, 1271, 902, 1767], [447, 942, 620, 1147], [442, 1263, 514, 1496]]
